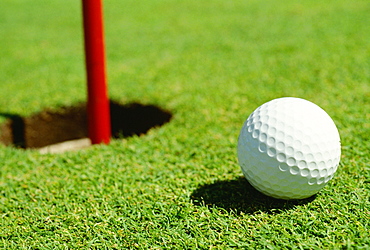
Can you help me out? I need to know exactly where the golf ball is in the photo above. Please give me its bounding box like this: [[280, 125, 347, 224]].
[[237, 97, 341, 200]]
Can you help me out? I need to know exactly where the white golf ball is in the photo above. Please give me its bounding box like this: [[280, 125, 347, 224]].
[[237, 97, 341, 200]]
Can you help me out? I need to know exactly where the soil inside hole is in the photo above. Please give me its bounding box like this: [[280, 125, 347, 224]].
[[0, 100, 173, 149]]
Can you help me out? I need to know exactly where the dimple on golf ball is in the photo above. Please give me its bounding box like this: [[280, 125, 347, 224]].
[[237, 97, 341, 200]]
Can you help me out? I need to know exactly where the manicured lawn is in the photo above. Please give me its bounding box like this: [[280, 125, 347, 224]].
[[0, 0, 369, 248]]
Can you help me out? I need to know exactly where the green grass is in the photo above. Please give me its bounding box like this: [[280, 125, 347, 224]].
[[0, 0, 369, 248]]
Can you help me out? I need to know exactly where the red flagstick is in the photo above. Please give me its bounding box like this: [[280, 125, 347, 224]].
[[82, 0, 111, 144]]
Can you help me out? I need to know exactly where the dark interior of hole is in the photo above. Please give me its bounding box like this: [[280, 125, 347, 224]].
[[0, 101, 172, 149]]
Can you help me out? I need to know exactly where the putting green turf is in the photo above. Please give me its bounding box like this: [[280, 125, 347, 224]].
[[0, 0, 369, 248]]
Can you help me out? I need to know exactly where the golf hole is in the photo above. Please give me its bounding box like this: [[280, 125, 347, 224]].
[[0, 100, 172, 151]]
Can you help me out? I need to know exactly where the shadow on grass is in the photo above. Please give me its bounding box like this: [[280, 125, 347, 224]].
[[191, 177, 316, 214], [0, 100, 172, 149]]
